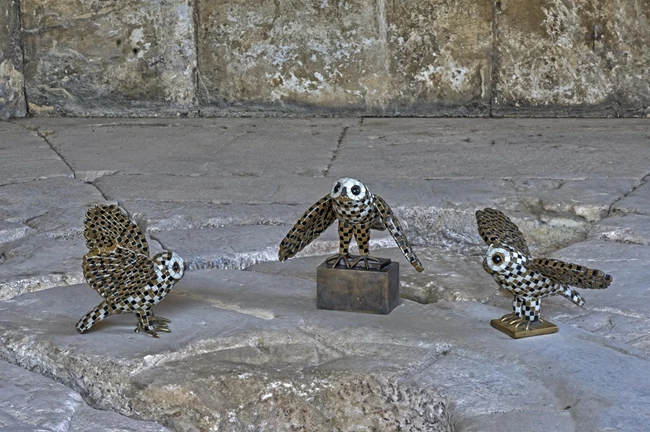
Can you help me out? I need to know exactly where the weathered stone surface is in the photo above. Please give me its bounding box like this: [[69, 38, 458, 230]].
[[588, 212, 650, 246], [41, 118, 347, 179], [0, 360, 169, 431], [93, 174, 630, 253], [0, 0, 26, 120], [0, 176, 105, 300], [0, 122, 72, 185], [538, 241, 650, 354], [94, 174, 336, 205], [154, 225, 397, 271], [0, 234, 86, 300], [493, 0, 650, 117], [0, 273, 454, 431], [20, 0, 197, 116], [334, 118, 650, 180], [122, 201, 304, 233], [248, 246, 494, 304], [2, 118, 650, 431], [198, 0, 491, 115], [2, 270, 650, 431], [0, 220, 29, 243], [0, 177, 104, 223], [614, 179, 650, 216], [153, 226, 285, 270]]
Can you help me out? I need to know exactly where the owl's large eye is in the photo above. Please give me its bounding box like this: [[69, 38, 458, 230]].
[[333, 183, 341, 194], [172, 262, 180, 272], [492, 254, 504, 265], [351, 185, 361, 196]]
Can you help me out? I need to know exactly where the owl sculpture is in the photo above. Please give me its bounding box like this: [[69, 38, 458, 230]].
[[76, 204, 185, 337], [279, 178, 423, 272], [476, 208, 612, 331]]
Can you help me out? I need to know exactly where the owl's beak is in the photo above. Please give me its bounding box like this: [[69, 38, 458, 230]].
[[340, 187, 348, 198]]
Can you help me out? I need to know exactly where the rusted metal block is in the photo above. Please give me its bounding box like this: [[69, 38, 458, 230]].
[[316, 259, 399, 314]]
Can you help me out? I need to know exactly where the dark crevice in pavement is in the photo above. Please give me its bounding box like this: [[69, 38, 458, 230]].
[[10, 122, 110, 202], [89, 181, 111, 202], [322, 125, 349, 177], [35, 130, 76, 179], [605, 172, 650, 217]]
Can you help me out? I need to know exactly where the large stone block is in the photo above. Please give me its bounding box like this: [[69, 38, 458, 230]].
[[197, 0, 492, 115], [20, 0, 198, 116], [0, 0, 27, 120], [493, 0, 650, 117]]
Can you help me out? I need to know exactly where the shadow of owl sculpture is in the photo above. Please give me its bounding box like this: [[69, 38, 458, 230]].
[[279, 178, 423, 272], [476, 208, 613, 331], [76, 204, 185, 337]]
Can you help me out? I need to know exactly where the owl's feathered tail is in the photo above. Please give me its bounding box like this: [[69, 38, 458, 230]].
[[561, 286, 585, 307], [76, 301, 112, 333]]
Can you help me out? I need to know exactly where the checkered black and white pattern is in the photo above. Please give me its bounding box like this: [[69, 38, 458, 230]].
[[77, 204, 185, 337], [279, 178, 424, 272], [477, 208, 612, 325]]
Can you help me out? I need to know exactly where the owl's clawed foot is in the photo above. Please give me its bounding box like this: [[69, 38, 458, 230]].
[[152, 315, 171, 324], [506, 317, 544, 331], [500, 313, 520, 322], [325, 253, 355, 268], [325, 254, 384, 270], [134, 321, 171, 338], [134, 325, 160, 338], [350, 255, 384, 270]]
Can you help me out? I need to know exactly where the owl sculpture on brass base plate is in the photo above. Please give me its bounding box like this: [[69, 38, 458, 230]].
[[476, 208, 613, 339]]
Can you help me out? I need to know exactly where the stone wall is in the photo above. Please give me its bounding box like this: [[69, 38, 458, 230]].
[[0, 0, 27, 119], [1, 0, 649, 118]]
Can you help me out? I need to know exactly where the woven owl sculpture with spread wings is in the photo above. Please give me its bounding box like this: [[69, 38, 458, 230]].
[[476, 208, 612, 331], [76, 204, 185, 337], [279, 178, 423, 272]]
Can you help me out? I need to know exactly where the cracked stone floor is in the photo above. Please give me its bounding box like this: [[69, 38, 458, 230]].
[[1, 117, 649, 431]]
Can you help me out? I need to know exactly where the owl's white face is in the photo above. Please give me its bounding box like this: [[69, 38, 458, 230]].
[[153, 251, 185, 280], [330, 178, 369, 202], [484, 244, 514, 274]]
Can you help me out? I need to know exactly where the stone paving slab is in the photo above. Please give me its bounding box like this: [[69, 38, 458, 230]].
[[36, 119, 349, 180], [332, 118, 650, 180], [588, 212, 650, 246], [0, 122, 71, 185], [0, 234, 86, 300], [0, 360, 169, 431], [614, 180, 650, 216], [1, 268, 649, 431], [0, 177, 105, 224]]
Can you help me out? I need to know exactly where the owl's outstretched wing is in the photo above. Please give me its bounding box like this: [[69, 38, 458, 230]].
[[476, 208, 530, 258], [278, 195, 337, 261], [527, 258, 613, 289], [83, 244, 158, 304], [84, 204, 149, 255], [373, 195, 423, 272]]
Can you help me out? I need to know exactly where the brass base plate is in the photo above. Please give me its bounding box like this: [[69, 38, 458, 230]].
[[490, 318, 559, 339]]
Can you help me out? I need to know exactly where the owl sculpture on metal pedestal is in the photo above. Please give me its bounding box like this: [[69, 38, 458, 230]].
[[279, 177, 424, 272], [476, 208, 613, 338], [76, 204, 185, 337]]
